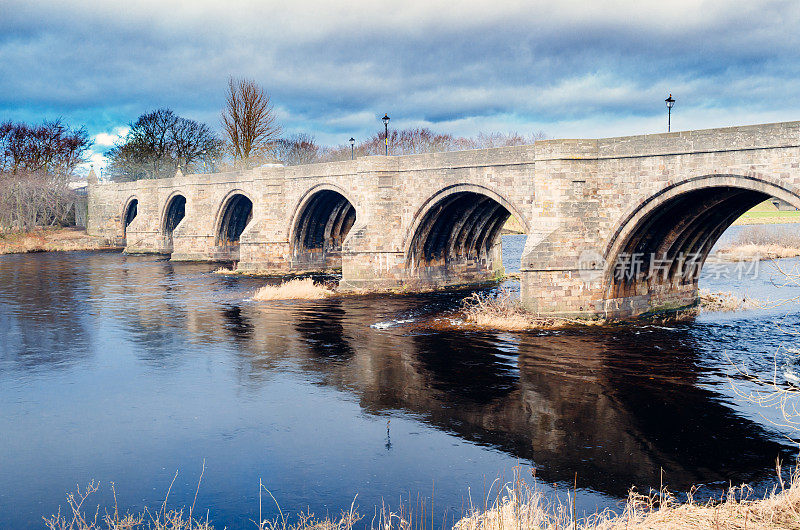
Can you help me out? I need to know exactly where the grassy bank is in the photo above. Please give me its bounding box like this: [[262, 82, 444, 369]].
[[716, 224, 800, 261], [45, 467, 800, 529], [0, 227, 117, 254], [455, 467, 800, 530], [733, 200, 800, 226]]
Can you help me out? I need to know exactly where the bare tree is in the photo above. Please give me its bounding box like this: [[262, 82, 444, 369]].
[[106, 109, 219, 181], [317, 128, 548, 162], [0, 119, 91, 230], [274, 134, 321, 165], [221, 77, 281, 167]]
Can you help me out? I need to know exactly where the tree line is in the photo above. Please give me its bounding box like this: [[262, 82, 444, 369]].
[[1, 77, 547, 231], [0, 120, 90, 230], [105, 77, 546, 180]]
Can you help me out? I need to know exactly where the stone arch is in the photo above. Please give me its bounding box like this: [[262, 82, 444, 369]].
[[161, 192, 187, 249], [290, 184, 357, 270], [602, 174, 800, 312], [121, 196, 138, 238], [405, 184, 528, 283], [214, 190, 254, 248]]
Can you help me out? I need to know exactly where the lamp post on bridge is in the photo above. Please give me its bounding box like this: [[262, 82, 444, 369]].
[[382, 113, 390, 156], [349, 137, 355, 160], [665, 94, 675, 132]]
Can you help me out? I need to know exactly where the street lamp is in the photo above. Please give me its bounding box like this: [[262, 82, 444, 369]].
[[349, 137, 355, 160], [382, 113, 390, 156], [665, 94, 675, 132]]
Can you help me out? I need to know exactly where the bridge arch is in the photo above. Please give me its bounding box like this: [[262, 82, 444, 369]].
[[214, 190, 254, 249], [602, 174, 800, 313], [405, 184, 528, 283], [121, 196, 138, 239], [161, 192, 187, 251], [290, 184, 357, 270]]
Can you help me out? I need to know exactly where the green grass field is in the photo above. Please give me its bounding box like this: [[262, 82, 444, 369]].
[[734, 200, 800, 224]]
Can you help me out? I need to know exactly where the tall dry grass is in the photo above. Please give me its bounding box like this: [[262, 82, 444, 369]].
[[699, 289, 759, 312], [45, 467, 800, 530], [43, 477, 213, 530], [718, 225, 800, 260], [455, 466, 800, 530], [252, 278, 335, 301], [461, 290, 599, 330]]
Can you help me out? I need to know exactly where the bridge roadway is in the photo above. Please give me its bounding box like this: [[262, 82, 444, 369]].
[[87, 121, 800, 318]]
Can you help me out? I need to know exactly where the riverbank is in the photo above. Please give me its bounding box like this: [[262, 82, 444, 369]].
[[0, 227, 117, 254], [729, 199, 799, 226], [455, 467, 800, 530], [715, 223, 800, 260], [45, 469, 800, 530]]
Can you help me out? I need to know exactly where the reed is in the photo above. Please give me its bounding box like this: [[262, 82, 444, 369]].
[[699, 289, 758, 312], [455, 466, 800, 530], [460, 290, 600, 330], [252, 278, 335, 301], [44, 466, 800, 530], [717, 225, 800, 260]]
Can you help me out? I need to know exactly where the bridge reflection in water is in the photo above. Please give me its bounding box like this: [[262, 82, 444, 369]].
[[223, 300, 790, 498], [0, 250, 794, 528]]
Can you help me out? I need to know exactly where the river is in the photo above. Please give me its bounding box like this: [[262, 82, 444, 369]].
[[1, 233, 799, 528]]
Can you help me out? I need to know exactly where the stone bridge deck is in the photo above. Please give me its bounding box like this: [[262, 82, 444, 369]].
[[88, 121, 800, 318]]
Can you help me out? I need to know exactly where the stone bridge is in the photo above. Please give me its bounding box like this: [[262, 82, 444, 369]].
[[87, 121, 800, 318]]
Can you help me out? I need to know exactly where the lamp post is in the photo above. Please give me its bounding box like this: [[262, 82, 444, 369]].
[[349, 137, 355, 160], [665, 94, 675, 132], [382, 113, 390, 156]]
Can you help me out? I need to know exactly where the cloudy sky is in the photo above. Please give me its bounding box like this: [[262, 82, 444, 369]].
[[3, 0, 800, 169]]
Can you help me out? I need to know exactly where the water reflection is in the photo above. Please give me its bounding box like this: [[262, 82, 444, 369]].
[[0, 249, 797, 529], [224, 301, 792, 497]]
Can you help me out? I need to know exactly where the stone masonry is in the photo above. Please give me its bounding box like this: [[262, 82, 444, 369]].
[[87, 121, 800, 318]]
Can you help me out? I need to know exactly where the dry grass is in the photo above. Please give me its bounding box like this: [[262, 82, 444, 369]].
[[461, 290, 601, 330], [44, 466, 800, 530], [212, 266, 239, 275], [43, 480, 213, 530], [700, 289, 760, 312], [717, 225, 800, 260], [717, 244, 800, 261], [455, 466, 800, 530], [0, 227, 115, 254], [252, 278, 335, 301]]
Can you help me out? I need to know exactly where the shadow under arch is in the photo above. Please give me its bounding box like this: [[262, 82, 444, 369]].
[[405, 184, 528, 285], [214, 191, 254, 261], [161, 192, 187, 254], [601, 175, 800, 315], [290, 185, 357, 270], [121, 196, 138, 241]]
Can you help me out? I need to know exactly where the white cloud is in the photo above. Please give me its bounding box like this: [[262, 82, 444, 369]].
[[93, 126, 129, 147], [2, 0, 800, 146]]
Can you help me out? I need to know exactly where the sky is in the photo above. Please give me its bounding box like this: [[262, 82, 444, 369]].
[[2, 0, 800, 171]]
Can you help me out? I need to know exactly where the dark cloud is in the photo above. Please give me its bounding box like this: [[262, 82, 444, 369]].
[[2, 0, 800, 160]]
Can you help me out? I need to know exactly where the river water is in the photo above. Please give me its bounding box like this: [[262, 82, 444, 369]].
[[1, 234, 800, 528]]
